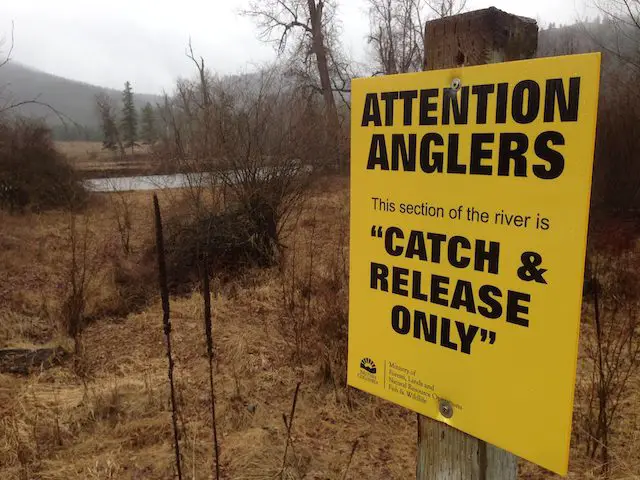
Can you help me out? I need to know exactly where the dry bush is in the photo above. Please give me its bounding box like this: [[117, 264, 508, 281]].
[[57, 195, 156, 346], [313, 232, 350, 390], [60, 213, 100, 352], [148, 197, 282, 294], [0, 119, 86, 212], [107, 255, 156, 316], [149, 63, 319, 292], [105, 184, 134, 256], [576, 234, 640, 477], [279, 189, 349, 390], [73, 195, 156, 321]]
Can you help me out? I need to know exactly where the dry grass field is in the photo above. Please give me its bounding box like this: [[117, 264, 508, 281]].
[[55, 141, 161, 179], [0, 178, 639, 479]]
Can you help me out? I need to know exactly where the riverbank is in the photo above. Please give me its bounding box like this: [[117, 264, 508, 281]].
[[56, 141, 176, 180]]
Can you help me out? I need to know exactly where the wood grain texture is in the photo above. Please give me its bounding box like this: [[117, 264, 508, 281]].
[[424, 7, 538, 70], [417, 416, 517, 480]]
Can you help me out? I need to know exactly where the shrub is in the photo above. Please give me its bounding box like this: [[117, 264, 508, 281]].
[[109, 255, 157, 316], [278, 205, 349, 388], [578, 246, 640, 477], [146, 192, 281, 293], [0, 119, 86, 212]]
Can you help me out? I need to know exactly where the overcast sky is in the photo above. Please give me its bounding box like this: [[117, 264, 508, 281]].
[[1, 0, 589, 94]]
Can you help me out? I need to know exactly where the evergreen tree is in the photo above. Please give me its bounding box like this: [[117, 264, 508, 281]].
[[140, 102, 157, 145], [96, 95, 120, 153], [120, 81, 138, 154]]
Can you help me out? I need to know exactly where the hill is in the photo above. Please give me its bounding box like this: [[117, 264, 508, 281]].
[[0, 62, 161, 140], [0, 22, 627, 142]]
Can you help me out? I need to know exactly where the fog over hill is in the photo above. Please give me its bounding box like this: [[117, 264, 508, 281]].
[[1, 62, 161, 139], [0, 21, 621, 141]]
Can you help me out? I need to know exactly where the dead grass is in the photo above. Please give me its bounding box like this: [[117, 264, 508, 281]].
[[55, 141, 160, 179], [0, 178, 639, 479], [0, 191, 157, 348], [54, 141, 107, 160]]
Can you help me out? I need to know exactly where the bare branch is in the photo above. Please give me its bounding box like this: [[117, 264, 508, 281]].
[[242, 1, 313, 55], [589, 0, 640, 71], [0, 21, 15, 69], [623, 0, 640, 30], [244, 0, 346, 169], [367, 0, 436, 74], [0, 98, 81, 131]]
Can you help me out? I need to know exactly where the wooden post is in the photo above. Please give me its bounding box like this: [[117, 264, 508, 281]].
[[417, 8, 538, 480], [423, 7, 538, 71]]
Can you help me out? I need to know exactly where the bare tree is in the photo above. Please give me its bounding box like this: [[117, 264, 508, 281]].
[[368, 0, 423, 74], [211, 65, 314, 236], [152, 43, 221, 216], [186, 40, 214, 163], [367, 0, 467, 75], [0, 23, 15, 117], [592, 0, 640, 70], [150, 62, 320, 291], [425, 0, 467, 18], [595, 0, 640, 30], [243, 0, 347, 169], [575, 1, 640, 211], [0, 21, 14, 70]]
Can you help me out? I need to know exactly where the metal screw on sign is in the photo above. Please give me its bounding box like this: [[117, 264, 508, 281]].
[[439, 399, 454, 419], [451, 78, 462, 92]]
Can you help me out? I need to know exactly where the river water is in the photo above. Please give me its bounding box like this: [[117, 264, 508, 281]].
[[84, 173, 214, 192], [84, 164, 310, 193]]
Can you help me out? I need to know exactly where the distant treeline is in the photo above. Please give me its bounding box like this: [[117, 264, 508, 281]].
[[537, 18, 640, 212]]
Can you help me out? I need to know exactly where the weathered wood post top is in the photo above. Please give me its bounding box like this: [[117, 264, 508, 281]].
[[424, 7, 538, 70]]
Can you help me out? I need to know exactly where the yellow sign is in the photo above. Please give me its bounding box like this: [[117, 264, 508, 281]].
[[348, 53, 601, 475]]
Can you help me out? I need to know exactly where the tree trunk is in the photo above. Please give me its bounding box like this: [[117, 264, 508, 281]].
[[307, 0, 341, 169]]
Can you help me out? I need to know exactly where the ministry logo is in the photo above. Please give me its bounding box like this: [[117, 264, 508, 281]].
[[358, 357, 379, 384], [360, 357, 377, 374]]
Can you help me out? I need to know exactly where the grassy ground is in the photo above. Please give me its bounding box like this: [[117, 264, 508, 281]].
[[0, 179, 638, 479], [55, 141, 161, 179]]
